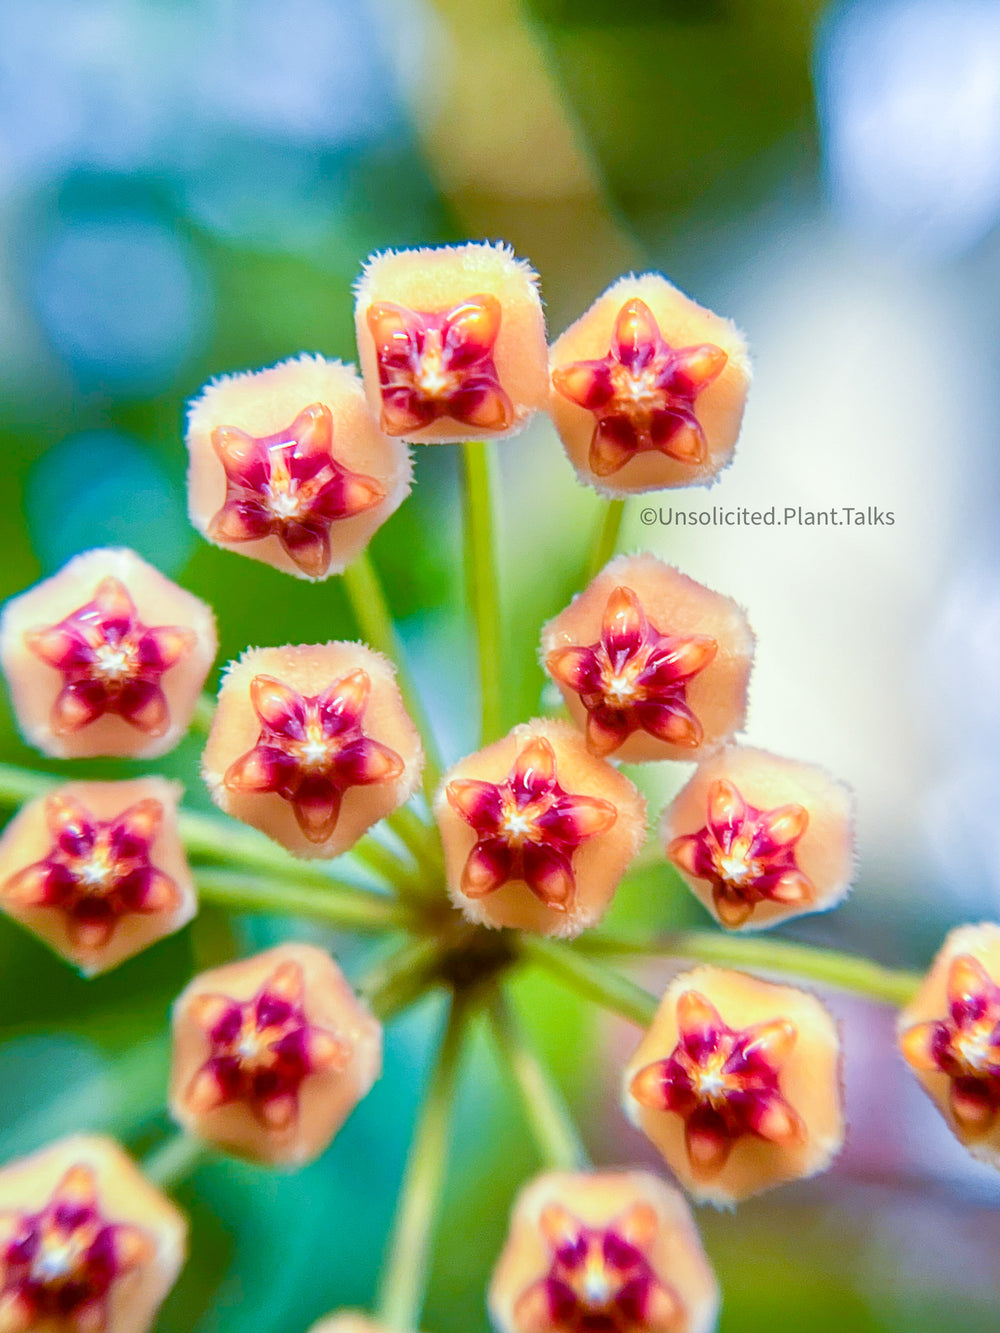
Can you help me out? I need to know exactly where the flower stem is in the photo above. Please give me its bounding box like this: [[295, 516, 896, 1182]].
[[461, 441, 503, 744], [361, 936, 444, 1022], [142, 1132, 209, 1191], [190, 692, 217, 736], [195, 868, 415, 932], [586, 499, 626, 581], [375, 991, 469, 1332], [487, 988, 589, 1171], [520, 935, 657, 1026], [578, 930, 923, 1006], [342, 551, 444, 794]]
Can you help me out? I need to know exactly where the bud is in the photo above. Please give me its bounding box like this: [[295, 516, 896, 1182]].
[[623, 966, 843, 1204], [548, 273, 751, 496], [201, 642, 423, 858], [186, 355, 411, 581], [169, 943, 382, 1167], [0, 778, 196, 976], [434, 720, 645, 938], [488, 1169, 718, 1333], [662, 745, 855, 930], [0, 548, 217, 760], [542, 554, 754, 763], [353, 242, 548, 442], [309, 1317, 417, 1333], [0, 1134, 186, 1333], [897, 922, 1000, 1168]]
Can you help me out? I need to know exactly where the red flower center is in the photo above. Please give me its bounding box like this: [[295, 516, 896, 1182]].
[[630, 990, 804, 1177], [366, 295, 513, 435], [552, 297, 727, 477], [546, 586, 716, 757]]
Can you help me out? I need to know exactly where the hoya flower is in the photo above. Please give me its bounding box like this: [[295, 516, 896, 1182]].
[[435, 720, 645, 938], [0, 548, 217, 760], [0, 1134, 186, 1333], [541, 554, 754, 763], [353, 242, 548, 442], [898, 922, 1000, 1167], [202, 642, 423, 858], [186, 355, 411, 580], [548, 273, 751, 496], [0, 778, 195, 975], [488, 1170, 718, 1333], [170, 943, 382, 1167], [623, 966, 843, 1204], [662, 745, 855, 930]]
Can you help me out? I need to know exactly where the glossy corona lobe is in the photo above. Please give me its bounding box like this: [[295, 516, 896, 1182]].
[[542, 554, 754, 763], [354, 242, 548, 443], [0, 1135, 186, 1333], [662, 746, 855, 930], [0, 548, 217, 760], [897, 922, 1000, 1168], [623, 967, 843, 1204], [435, 720, 646, 938], [202, 642, 423, 859], [170, 943, 382, 1167], [186, 355, 411, 580], [549, 273, 751, 497], [488, 1170, 718, 1333], [0, 778, 196, 976]]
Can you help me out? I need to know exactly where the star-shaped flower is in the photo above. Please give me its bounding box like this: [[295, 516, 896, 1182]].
[[513, 1202, 683, 1333], [24, 577, 196, 737], [551, 298, 728, 477], [184, 960, 352, 1132], [1, 794, 180, 951], [666, 779, 813, 927], [445, 737, 617, 911], [223, 670, 405, 842], [0, 1163, 154, 1333], [365, 295, 513, 435], [900, 954, 1000, 1136], [629, 991, 804, 1177], [208, 403, 385, 579], [546, 587, 717, 757]]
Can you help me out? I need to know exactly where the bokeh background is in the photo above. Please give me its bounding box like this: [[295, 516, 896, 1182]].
[[2, 0, 1000, 1328]]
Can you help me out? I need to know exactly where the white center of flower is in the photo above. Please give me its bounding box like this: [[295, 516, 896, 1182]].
[[34, 1237, 84, 1282], [614, 363, 663, 411], [76, 850, 115, 889], [93, 643, 132, 680], [604, 672, 637, 708], [716, 850, 757, 887], [581, 1264, 612, 1306], [955, 1027, 994, 1072], [415, 335, 457, 398], [266, 482, 306, 520], [501, 810, 536, 843]]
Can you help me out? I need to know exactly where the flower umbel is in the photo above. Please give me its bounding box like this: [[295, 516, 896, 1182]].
[[629, 990, 803, 1177], [900, 954, 1000, 1136], [223, 670, 405, 842], [24, 577, 196, 738], [546, 586, 717, 757], [0, 793, 179, 951], [208, 403, 386, 579], [445, 737, 617, 911], [550, 298, 727, 477], [512, 1202, 682, 1333], [666, 779, 812, 928], [0, 1163, 153, 1333], [184, 959, 352, 1133], [366, 296, 513, 436]]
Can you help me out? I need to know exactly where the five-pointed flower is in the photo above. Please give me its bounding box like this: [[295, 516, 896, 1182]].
[[666, 779, 813, 928], [0, 1162, 154, 1333], [445, 737, 617, 911], [900, 954, 1000, 1136], [546, 587, 717, 757], [629, 990, 804, 1177], [551, 298, 728, 478], [512, 1202, 683, 1333], [208, 403, 385, 579], [365, 295, 513, 435], [0, 793, 180, 951], [24, 577, 196, 737], [184, 959, 352, 1132], [223, 670, 405, 842]]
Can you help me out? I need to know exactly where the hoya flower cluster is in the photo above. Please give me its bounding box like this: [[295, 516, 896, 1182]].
[[0, 238, 985, 1333]]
